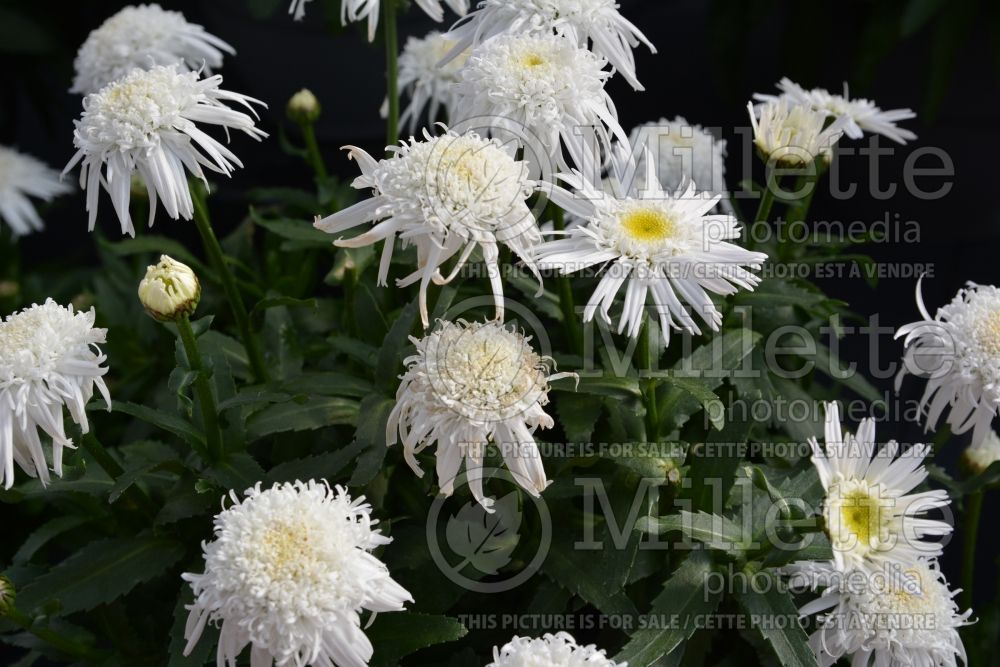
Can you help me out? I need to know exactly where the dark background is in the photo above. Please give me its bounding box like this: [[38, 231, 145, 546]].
[[1, 0, 998, 606]]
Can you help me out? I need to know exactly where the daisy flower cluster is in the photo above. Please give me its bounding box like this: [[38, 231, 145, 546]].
[[784, 402, 970, 667]]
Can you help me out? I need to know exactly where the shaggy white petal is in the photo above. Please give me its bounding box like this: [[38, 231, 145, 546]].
[[64, 64, 266, 237], [808, 402, 952, 572], [963, 430, 1000, 475], [290, 0, 467, 40], [747, 98, 848, 167], [755, 77, 917, 144], [444, 0, 655, 91], [488, 632, 625, 666], [183, 480, 411, 667], [314, 128, 546, 326], [387, 320, 572, 510], [0, 146, 72, 236], [72, 3, 234, 95], [628, 117, 728, 201], [0, 300, 110, 489], [392, 32, 468, 135], [896, 280, 1000, 448]]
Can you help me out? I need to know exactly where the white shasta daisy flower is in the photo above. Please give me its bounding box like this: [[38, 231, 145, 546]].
[[747, 98, 847, 167], [71, 3, 234, 96], [0, 146, 72, 237], [808, 402, 952, 572], [0, 299, 110, 490], [488, 632, 624, 666], [63, 64, 266, 238], [452, 32, 627, 170], [444, 0, 655, 91], [533, 149, 766, 344], [290, 0, 468, 40], [183, 480, 412, 667], [387, 320, 573, 511], [392, 32, 469, 135], [628, 117, 729, 202], [963, 430, 1000, 475], [896, 279, 1000, 448], [786, 559, 970, 667], [314, 128, 545, 327], [755, 77, 917, 145]]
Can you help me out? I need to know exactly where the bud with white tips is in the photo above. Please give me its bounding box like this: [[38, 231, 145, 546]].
[[286, 88, 321, 125], [138, 255, 201, 323], [962, 431, 1000, 476], [0, 575, 14, 616]]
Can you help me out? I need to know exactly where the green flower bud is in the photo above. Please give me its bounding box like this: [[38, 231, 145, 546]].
[[287, 88, 321, 125], [0, 575, 15, 617], [138, 255, 201, 322]]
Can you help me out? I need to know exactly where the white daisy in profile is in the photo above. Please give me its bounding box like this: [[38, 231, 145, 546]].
[[755, 77, 917, 145], [314, 128, 546, 326], [387, 320, 574, 511], [392, 32, 469, 135], [896, 279, 1000, 448], [808, 402, 952, 571], [533, 149, 766, 344], [963, 430, 1000, 475], [71, 3, 234, 96], [0, 146, 72, 237], [63, 64, 266, 237], [0, 299, 110, 490], [290, 0, 467, 40], [786, 559, 970, 667], [488, 632, 624, 666], [747, 98, 847, 167], [183, 480, 412, 667], [453, 32, 627, 170], [628, 117, 729, 203], [444, 0, 655, 91]]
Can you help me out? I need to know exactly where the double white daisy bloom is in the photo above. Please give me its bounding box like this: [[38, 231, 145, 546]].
[[533, 149, 766, 344], [807, 402, 952, 571], [488, 632, 624, 666], [0, 300, 110, 489], [452, 32, 627, 171], [747, 98, 848, 167], [387, 320, 573, 511], [895, 280, 1000, 448], [71, 3, 234, 96], [628, 117, 729, 205], [444, 0, 655, 91], [786, 558, 969, 667], [183, 480, 412, 667], [64, 64, 266, 237], [755, 77, 917, 145], [289, 0, 467, 40], [0, 146, 72, 237], [393, 32, 469, 135], [314, 128, 545, 327]]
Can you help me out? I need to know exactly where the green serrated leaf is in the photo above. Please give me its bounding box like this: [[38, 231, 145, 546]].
[[735, 573, 819, 667], [246, 396, 360, 441], [367, 613, 467, 667], [349, 394, 396, 486]]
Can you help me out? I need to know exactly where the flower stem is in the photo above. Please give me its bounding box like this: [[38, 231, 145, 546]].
[[383, 0, 400, 150], [80, 433, 158, 519], [299, 122, 329, 182], [552, 207, 582, 355], [189, 185, 270, 384], [637, 316, 660, 441], [177, 315, 225, 462], [961, 490, 984, 611], [748, 181, 776, 251]]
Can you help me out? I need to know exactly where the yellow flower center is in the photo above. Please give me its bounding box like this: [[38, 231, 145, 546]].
[[521, 52, 546, 68], [621, 209, 676, 243], [973, 310, 1000, 358], [261, 520, 312, 580], [824, 479, 896, 557]]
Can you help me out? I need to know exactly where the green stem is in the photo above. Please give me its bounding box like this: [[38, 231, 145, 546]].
[[4, 607, 106, 661], [383, 0, 400, 150], [80, 433, 158, 519], [552, 207, 582, 355], [177, 315, 225, 462], [299, 122, 329, 182], [190, 185, 270, 384], [637, 317, 660, 441], [748, 182, 776, 250], [961, 490, 983, 611]]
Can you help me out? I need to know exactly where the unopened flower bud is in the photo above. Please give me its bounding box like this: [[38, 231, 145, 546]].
[[138, 255, 201, 322], [962, 431, 1000, 477], [0, 575, 15, 616], [287, 88, 321, 125]]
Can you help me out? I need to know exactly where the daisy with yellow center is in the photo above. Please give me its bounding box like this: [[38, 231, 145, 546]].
[[809, 402, 952, 572], [896, 279, 1000, 448], [533, 148, 766, 345]]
